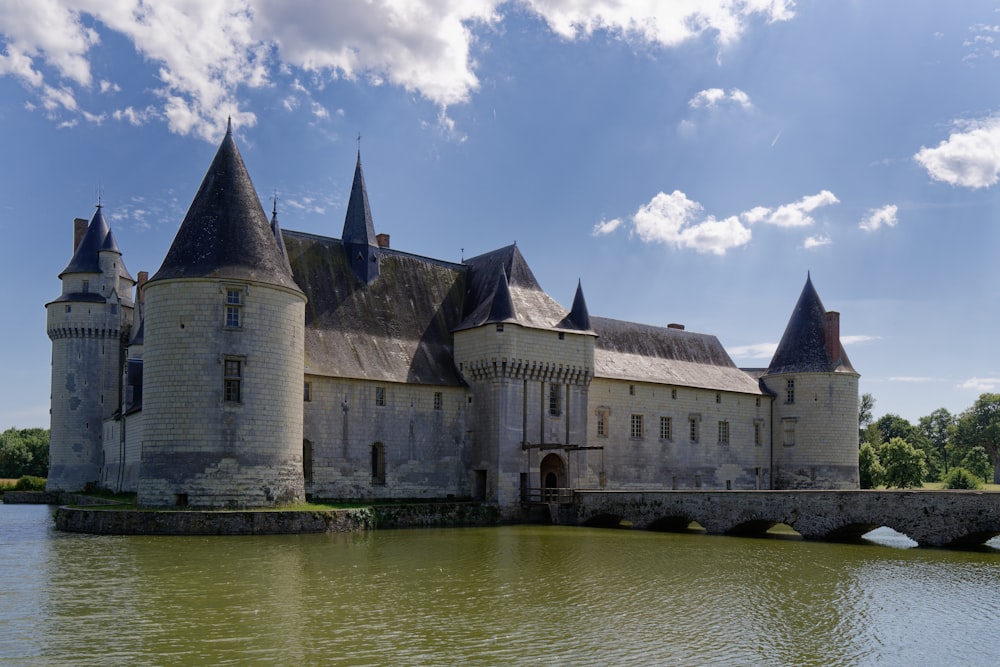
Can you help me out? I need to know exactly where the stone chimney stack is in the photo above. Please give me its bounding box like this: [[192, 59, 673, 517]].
[[73, 218, 88, 250], [137, 271, 148, 305], [824, 311, 840, 361], [376, 233, 390, 249]]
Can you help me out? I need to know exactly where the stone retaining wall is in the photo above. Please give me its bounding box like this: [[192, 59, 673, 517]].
[[54, 501, 500, 535]]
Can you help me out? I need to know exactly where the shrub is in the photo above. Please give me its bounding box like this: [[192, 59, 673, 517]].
[[14, 475, 47, 491], [942, 467, 982, 490]]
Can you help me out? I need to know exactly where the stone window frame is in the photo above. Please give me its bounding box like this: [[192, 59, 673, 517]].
[[375, 386, 386, 407], [630, 413, 644, 440], [596, 407, 609, 437], [659, 415, 673, 441], [689, 413, 701, 443], [786, 378, 795, 405], [225, 286, 243, 329], [718, 420, 730, 445], [303, 381, 312, 402], [371, 442, 386, 485], [223, 356, 243, 403], [433, 392, 443, 410], [782, 417, 798, 447], [754, 419, 765, 447], [549, 383, 562, 417]]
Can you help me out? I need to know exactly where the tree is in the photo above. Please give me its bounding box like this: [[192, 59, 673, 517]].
[[878, 437, 927, 489], [0, 428, 49, 479], [919, 408, 954, 480], [858, 392, 875, 445], [953, 393, 1000, 484], [859, 441, 884, 489], [942, 467, 981, 490]]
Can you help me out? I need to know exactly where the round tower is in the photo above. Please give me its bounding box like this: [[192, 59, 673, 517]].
[[138, 122, 307, 508], [762, 275, 860, 489], [46, 207, 135, 491]]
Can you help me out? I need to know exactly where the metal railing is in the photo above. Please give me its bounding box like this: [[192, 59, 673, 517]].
[[521, 487, 575, 504]]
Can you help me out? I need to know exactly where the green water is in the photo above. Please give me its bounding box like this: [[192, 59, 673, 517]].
[[2, 503, 999, 666]]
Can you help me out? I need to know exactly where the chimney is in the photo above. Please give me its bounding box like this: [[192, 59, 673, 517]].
[[667, 323, 685, 330], [73, 218, 88, 251], [137, 271, 149, 305], [376, 233, 390, 249], [824, 311, 840, 361]]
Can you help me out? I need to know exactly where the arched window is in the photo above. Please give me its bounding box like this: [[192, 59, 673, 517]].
[[371, 442, 386, 485]]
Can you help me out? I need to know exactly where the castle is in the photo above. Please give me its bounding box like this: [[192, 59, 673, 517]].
[[46, 124, 860, 517]]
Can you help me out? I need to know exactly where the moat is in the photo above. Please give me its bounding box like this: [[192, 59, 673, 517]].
[[4, 503, 1000, 665]]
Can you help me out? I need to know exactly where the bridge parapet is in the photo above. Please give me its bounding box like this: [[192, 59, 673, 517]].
[[564, 490, 1000, 549]]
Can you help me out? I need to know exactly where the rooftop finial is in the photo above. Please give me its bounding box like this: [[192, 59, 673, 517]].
[[272, 190, 278, 217], [226, 116, 232, 135], [96, 185, 103, 208], [357, 132, 362, 154]]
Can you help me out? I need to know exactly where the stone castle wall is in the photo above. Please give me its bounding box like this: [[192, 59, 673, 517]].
[[139, 278, 305, 508]]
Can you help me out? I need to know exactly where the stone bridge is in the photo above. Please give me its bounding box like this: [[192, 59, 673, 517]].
[[554, 490, 1000, 549]]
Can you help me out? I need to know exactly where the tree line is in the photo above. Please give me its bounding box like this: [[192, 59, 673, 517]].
[[0, 428, 49, 479], [858, 392, 1000, 489]]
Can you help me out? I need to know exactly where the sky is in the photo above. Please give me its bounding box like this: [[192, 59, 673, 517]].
[[1, 0, 999, 430]]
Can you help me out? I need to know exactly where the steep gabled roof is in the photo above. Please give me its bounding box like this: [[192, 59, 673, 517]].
[[457, 244, 586, 332], [283, 230, 466, 385], [149, 123, 301, 293], [592, 316, 764, 393], [60, 206, 110, 276], [766, 275, 856, 375]]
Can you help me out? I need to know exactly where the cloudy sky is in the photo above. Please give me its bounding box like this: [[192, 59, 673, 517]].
[[1, 0, 998, 430]]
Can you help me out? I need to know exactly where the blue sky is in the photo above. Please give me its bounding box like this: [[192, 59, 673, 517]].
[[1, 1, 998, 430]]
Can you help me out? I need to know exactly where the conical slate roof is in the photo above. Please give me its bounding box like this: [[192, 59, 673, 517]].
[[342, 152, 377, 246], [557, 279, 592, 331], [60, 206, 111, 276], [766, 275, 855, 375], [485, 270, 515, 323], [149, 123, 301, 292]]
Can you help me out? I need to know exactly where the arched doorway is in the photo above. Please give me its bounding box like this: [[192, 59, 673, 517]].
[[540, 453, 566, 500]]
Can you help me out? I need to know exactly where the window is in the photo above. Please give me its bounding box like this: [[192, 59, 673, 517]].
[[718, 420, 730, 445], [786, 379, 795, 404], [303, 382, 312, 402], [716, 392, 722, 404], [689, 415, 700, 443], [433, 392, 443, 410], [303, 439, 313, 484], [82, 279, 90, 293], [596, 409, 608, 437], [65, 305, 72, 313], [223, 358, 242, 402], [371, 442, 386, 485], [110, 304, 118, 315], [782, 418, 797, 446], [754, 420, 764, 447], [558, 332, 565, 340], [659, 416, 673, 441], [375, 386, 386, 406], [496, 323, 504, 332], [629, 384, 635, 396], [671, 388, 677, 400], [225, 288, 242, 328], [630, 414, 643, 439], [755, 396, 761, 407], [549, 384, 562, 416]]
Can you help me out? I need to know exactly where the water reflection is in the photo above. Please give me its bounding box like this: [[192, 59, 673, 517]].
[[2, 505, 999, 666]]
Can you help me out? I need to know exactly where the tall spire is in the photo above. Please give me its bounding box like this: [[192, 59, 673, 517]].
[[60, 206, 111, 276], [486, 269, 515, 323], [342, 151, 380, 283], [270, 193, 289, 263], [149, 121, 300, 292]]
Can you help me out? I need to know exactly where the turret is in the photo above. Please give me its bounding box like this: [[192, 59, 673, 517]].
[[138, 121, 307, 508], [46, 206, 135, 491], [342, 152, 380, 284], [762, 274, 859, 489]]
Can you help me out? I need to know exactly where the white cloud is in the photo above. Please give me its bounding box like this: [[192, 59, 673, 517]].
[[629, 190, 751, 255], [841, 335, 880, 346], [689, 87, 753, 109], [958, 377, 1000, 391], [113, 105, 158, 126], [592, 218, 623, 236], [859, 204, 898, 231], [803, 234, 831, 249], [523, 0, 795, 47], [0, 0, 795, 140], [745, 190, 840, 228], [728, 342, 777, 360], [914, 115, 1000, 188]]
